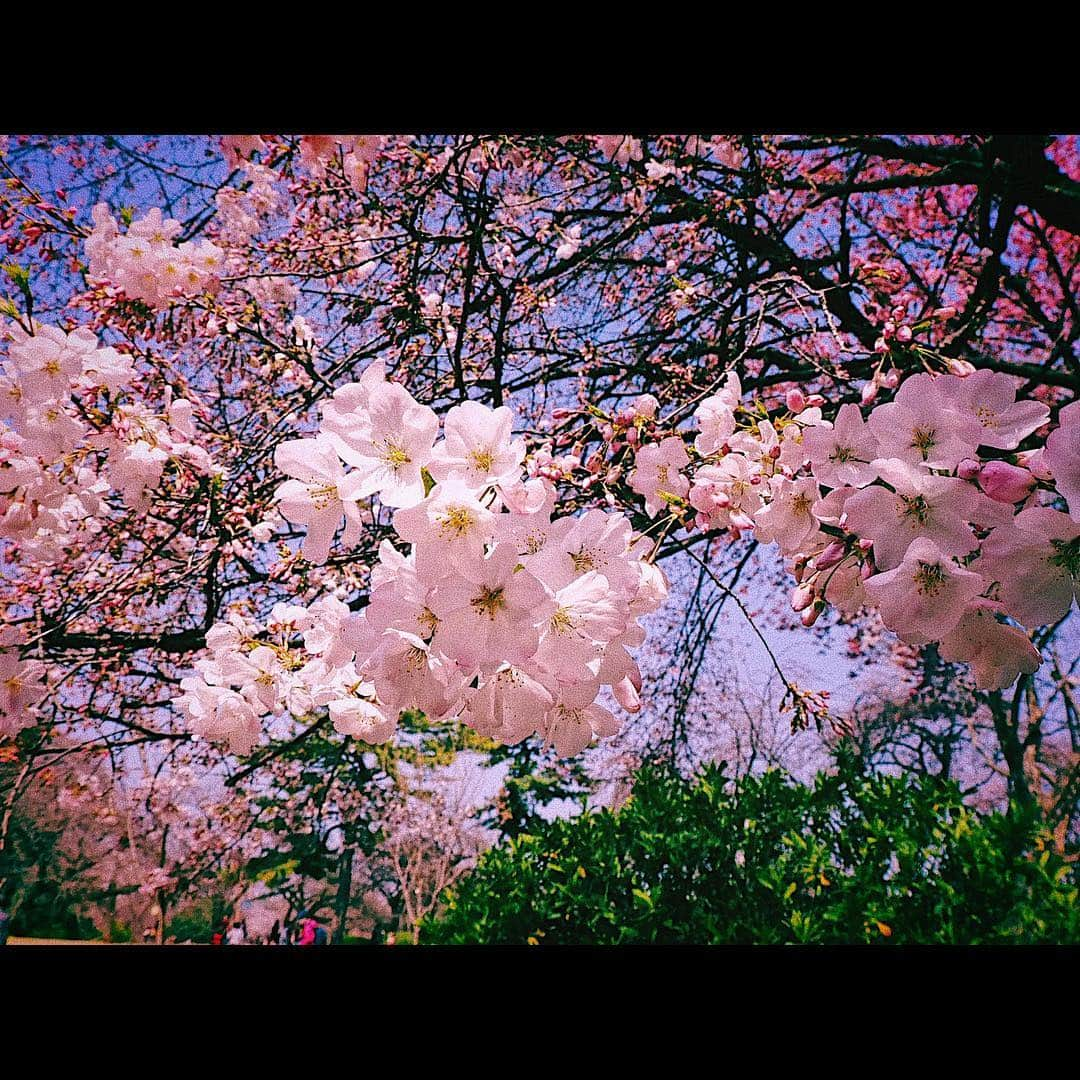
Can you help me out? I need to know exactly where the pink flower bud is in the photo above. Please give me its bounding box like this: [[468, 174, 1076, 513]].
[[769, 445, 782, 460], [551, 408, 572, 420], [957, 458, 982, 481], [625, 427, 640, 446], [860, 559, 876, 581], [933, 306, 956, 320], [946, 358, 977, 377], [881, 368, 900, 389], [729, 511, 754, 531], [883, 320, 897, 337], [979, 460, 1036, 504], [874, 338, 889, 355], [860, 382, 879, 406], [791, 584, 815, 612], [786, 388, 806, 414], [805, 394, 825, 409], [895, 325, 913, 343], [857, 537, 874, 552], [601, 424, 615, 441], [814, 541, 846, 571], [801, 599, 826, 627]]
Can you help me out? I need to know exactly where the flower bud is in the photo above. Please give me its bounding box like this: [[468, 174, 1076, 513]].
[[625, 427, 640, 447], [881, 368, 900, 389], [801, 599, 826, 627], [946, 358, 976, 377], [957, 458, 982, 481], [933, 306, 956, 320], [895, 325, 913, 343], [791, 584, 816, 612], [786, 388, 806, 414], [805, 394, 825, 409], [979, 460, 1036, 504], [860, 382, 879, 406], [814, 541, 846, 571], [874, 338, 889, 355]]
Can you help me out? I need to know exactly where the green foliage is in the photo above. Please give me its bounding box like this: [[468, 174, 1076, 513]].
[[165, 900, 215, 944], [425, 758, 1080, 944], [108, 919, 133, 944]]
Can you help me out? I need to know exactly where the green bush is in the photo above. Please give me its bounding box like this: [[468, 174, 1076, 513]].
[[425, 758, 1080, 944]]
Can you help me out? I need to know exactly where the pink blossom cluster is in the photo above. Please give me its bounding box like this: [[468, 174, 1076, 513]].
[[86, 205, 224, 308], [177, 361, 668, 758], [0, 625, 46, 736], [0, 321, 216, 554], [0, 320, 221, 731], [297, 135, 387, 192], [630, 368, 1079, 691]]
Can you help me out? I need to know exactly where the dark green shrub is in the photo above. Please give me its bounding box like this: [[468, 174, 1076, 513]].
[[425, 759, 1079, 944]]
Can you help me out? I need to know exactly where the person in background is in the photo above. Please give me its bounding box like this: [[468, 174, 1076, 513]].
[[270, 919, 280, 946], [297, 913, 317, 947], [225, 922, 246, 946]]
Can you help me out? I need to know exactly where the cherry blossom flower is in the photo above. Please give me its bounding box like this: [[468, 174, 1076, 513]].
[[429, 544, 553, 674], [463, 666, 553, 745], [753, 475, 822, 555], [862, 537, 985, 645], [0, 651, 48, 734], [329, 697, 397, 744], [803, 403, 879, 488], [1045, 401, 1080, 518], [629, 436, 690, 517], [323, 379, 438, 508], [940, 368, 1051, 450], [938, 600, 1041, 690], [274, 434, 365, 564], [867, 373, 981, 469], [428, 400, 526, 492], [393, 473, 497, 582], [843, 458, 1008, 570], [972, 507, 1080, 628]]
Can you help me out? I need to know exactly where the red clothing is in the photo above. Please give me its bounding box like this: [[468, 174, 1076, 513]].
[[298, 919, 317, 947]]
